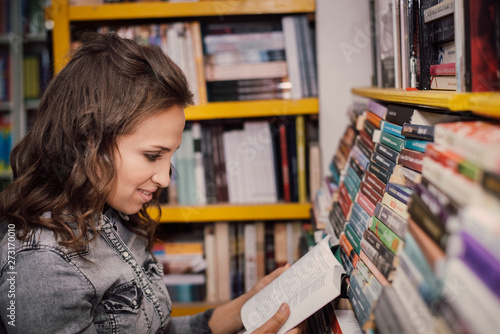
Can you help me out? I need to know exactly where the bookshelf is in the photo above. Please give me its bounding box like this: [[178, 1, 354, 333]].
[[352, 87, 500, 119], [49, 0, 318, 316], [152, 202, 311, 223], [0, 0, 50, 181]]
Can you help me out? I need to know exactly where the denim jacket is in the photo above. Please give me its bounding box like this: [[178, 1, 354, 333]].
[[0, 209, 213, 334]]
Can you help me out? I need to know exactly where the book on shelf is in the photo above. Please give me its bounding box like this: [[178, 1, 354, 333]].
[[423, 0, 455, 24], [429, 74, 457, 90], [241, 235, 345, 334]]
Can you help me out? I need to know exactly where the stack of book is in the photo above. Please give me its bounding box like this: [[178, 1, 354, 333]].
[[423, 0, 456, 90], [318, 99, 499, 332]]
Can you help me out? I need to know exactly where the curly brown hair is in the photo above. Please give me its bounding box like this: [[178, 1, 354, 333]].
[[0, 32, 193, 252]]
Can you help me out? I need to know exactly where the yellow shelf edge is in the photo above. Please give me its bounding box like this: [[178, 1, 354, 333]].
[[149, 202, 312, 223], [185, 98, 318, 120], [351, 87, 474, 111], [69, 0, 315, 21], [467, 93, 500, 119]]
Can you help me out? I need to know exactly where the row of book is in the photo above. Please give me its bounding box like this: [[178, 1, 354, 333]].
[[160, 117, 319, 206], [0, 50, 9, 102], [316, 99, 500, 332], [0, 0, 46, 36], [153, 220, 316, 303], [0, 115, 11, 174], [95, 14, 317, 104], [373, 0, 500, 92]]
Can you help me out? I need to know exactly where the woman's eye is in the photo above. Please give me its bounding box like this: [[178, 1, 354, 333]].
[[145, 153, 162, 162]]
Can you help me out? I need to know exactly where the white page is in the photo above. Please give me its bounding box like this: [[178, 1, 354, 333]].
[[241, 235, 344, 334]]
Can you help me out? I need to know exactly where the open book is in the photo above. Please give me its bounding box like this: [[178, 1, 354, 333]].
[[241, 235, 345, 334]]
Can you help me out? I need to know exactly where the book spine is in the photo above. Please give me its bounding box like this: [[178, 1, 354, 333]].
[[385, 182, 412, 205], [369, 216, 404, 255], [380, 132, 404, 152], [423, 0, 455, 23], [352, 202, 372, 227], [296, 116, 307, 203], [360, 238, 396, 281], [449, 231, 500, 299], [414, 182, 453, 224], [348, 213, 365, 240], [338, 183, 353, 219], [279, 124, 291, 202], [374, 142, 400, 163], [360, 181, 383, 206], [403, 138, 429, 153], [482, 170, 500, 199], [356, 192, 376, 217], [371, 151, 397, 173], [366, 111, 382, 129], [430, 75, 457, 90], [362, 228, 398, 267], [401, 123, 435, 141], [349, 156, 366, 179], [345, 223, 362, 255], [350, 145, 371, 170], [363, 171, 386, 196], [385, 104, 416, 126], [359, 251, 391, 286], [373, 202, 407, 239], [381, 192, 409, 219], [397, 148, 425, 172], [340, 232, 359, 268], [429, 15, 455, 44], [367, 100, 388, 119], [355, 136, 374, 163], [368, 162, 392, 184], [429, 62, 456, 75], [380, 120, 404, 139], [343, 173, 360, 202]]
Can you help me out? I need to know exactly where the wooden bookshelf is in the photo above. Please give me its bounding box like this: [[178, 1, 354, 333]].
[[48, 0, 315, 73], [185, 98, 318, 120], [352, 87, 500, 119], [149, 202, 312, 223], [171, 302, 221, 317], [68, 0, 314, 21]]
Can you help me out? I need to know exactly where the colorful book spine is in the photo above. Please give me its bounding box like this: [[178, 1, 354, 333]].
[[362, 229, 398, 267], [369, 216, 405, 255], [381, 192, 409, 219], [367, 100, 388, 119], [345, 223, 362, 255], [356, 192, 376, 217], [373, 202, 407, 239], [371, 151, 397, 173], [363, 171, 386, 196], [360, 238, 396, 282], [380, 121, 404, 139], [374, 143, 400, 163], [385, 182, 413, 205], [380, 132, 405, 152], [397, 148, 425, 172], [360, 181, 383, 207], [295, 116, 307, 203], [401, 123, 435, 141], [352, 202, 372, 227], [368, 162, 392, 184], [403, 138, 429, 153]]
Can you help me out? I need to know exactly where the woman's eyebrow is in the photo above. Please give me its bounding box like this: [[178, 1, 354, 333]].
[[150, 145, 181, 152]]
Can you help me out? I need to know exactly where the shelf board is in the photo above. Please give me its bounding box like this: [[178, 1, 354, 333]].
[[150, 202, 312, 223], [351, 87, 474, 111], [69, 0, 315, 21], [352, 87, 500, 119], [171, 302, 221, 317], [25, 99, 41, 109], [0, 169, 12, 179], [184, 98, 318, 120]]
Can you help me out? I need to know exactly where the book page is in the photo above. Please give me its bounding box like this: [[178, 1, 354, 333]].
[[241, 235, 344, 334]]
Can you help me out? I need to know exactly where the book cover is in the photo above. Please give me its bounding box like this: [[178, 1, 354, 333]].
[[360, 238, 396, 281], [360, 180, 383, 206], [380, 120, 404, 139], [384, 182, 413, 205], [367, 161, 392, 184], [374, 285, 419, 334], [381, 192, 409, 219], [429, 15, 455, 44], [403, 138, 429, 153], [379, 131, 404, 152], [356, 191, 376, 217], [430, 75, 457, 90]]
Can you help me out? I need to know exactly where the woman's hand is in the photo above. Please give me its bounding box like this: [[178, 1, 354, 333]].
[[250, 303, 305, 334]]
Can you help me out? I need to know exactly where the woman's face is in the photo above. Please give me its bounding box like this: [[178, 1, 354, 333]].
[[106, 105, 185, 215]]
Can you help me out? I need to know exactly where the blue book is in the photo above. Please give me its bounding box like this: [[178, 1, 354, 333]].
[[381, 120, 405, 139], [404, 138, 429, 153]]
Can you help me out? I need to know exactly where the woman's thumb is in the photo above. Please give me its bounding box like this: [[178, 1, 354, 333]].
[[254, 303, 290, 333]]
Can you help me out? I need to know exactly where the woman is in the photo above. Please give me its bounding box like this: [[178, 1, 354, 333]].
[[0, 32, 300, 334]]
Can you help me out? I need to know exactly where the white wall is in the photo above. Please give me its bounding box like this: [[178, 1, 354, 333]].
[[316, 0, 373, 176]]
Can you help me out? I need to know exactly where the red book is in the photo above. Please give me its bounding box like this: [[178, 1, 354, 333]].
[[363, 171, 386, 196], [366, 111, 383, 129], [338, 183, 353, 218], [425, 143, 463, 171], [359, 181, 383, 206], [397, 148, 425, 173], [429, 62, 456, 75], [358, 129, 375, 150], [356, 192, 376, 217], [279, 124, 291, 202]]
